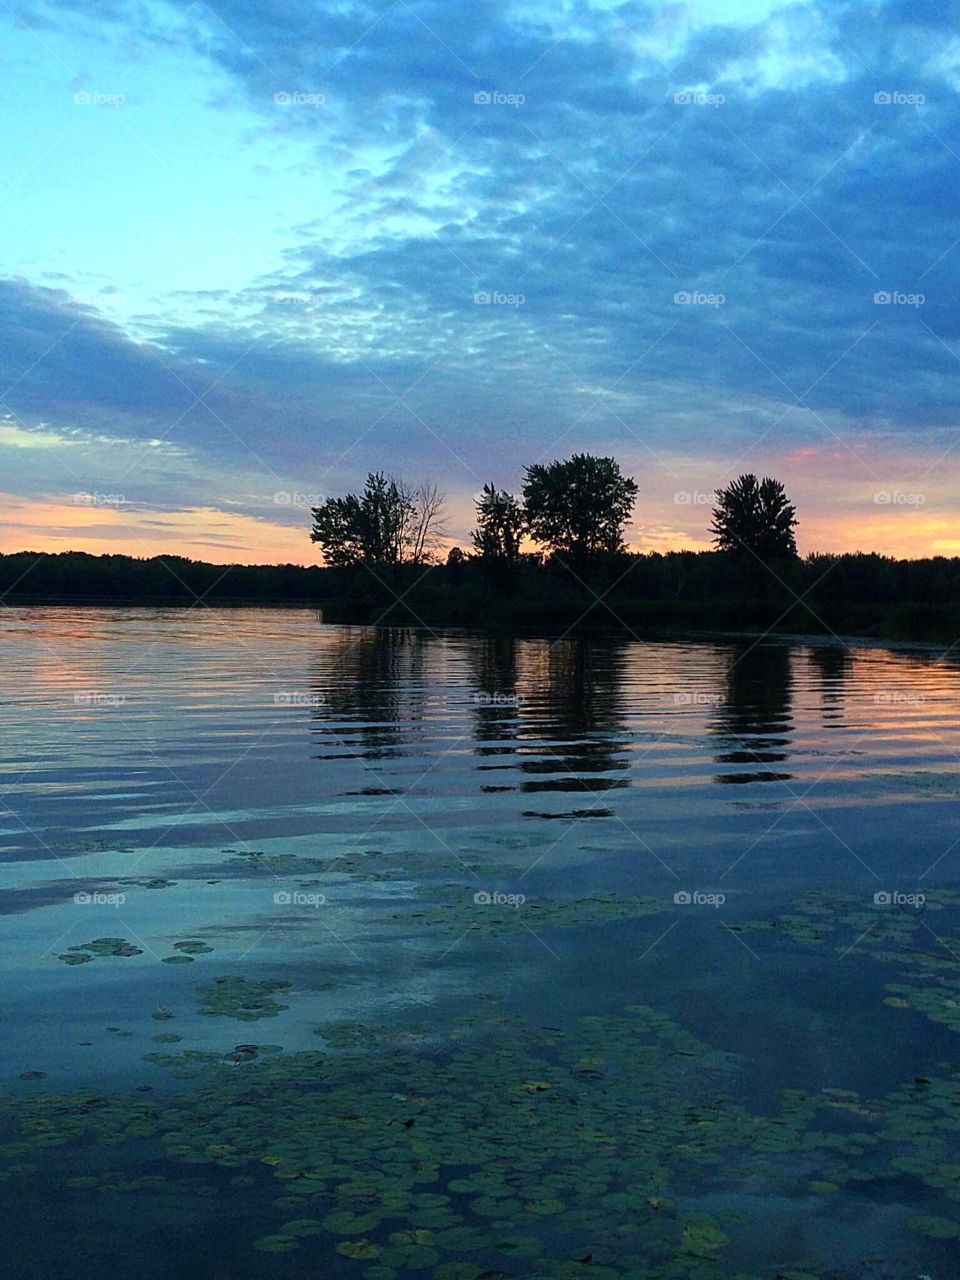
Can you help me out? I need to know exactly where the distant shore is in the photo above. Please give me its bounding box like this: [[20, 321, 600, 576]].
[[3, 548, 960, 646], [6, 593, 960, 650]]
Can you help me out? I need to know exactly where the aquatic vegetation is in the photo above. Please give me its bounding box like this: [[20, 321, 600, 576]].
[[2, 998, 959, 1276], [253, 1234, 298, 1252], [679, 1215, 729, 1255], [221, 1042, 282, 1065], [58, 936, 214, 968], [195, 976, 293, 1021], [741, 890, 960, 1038], [390, 890, 668, 938], [58, 937, 143, 963], [909, 1212, 960, 1237], [73, 838, 136, 855], [872, 771, 960, 797]]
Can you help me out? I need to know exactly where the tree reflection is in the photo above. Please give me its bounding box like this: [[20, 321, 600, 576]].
[[809, 644, 852, 727], [306, 628, 427, 776], [711, 644, 795, 784], [464, 635, 524, 784], [516, 636, 631, 813]]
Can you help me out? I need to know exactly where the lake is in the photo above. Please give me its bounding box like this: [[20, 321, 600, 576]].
[[2, 607, 960, 1278]]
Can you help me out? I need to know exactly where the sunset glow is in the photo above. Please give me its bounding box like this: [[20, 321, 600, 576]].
[[1, 1, 958, 567]]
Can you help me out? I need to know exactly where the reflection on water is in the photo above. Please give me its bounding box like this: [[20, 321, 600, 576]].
[[517, 639, 630, 815], [711, 644, 795, 784], [810, 642, 853, 726], [2, 609, 960, 1279], [310, 626, 429, 765]]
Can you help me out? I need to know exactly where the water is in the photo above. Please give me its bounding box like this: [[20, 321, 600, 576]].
[[2, 607, 960, 1278]]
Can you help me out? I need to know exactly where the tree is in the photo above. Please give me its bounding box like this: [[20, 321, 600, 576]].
[[362, 472, 412, 564], [308, 492, 367, 568], [521, 454, 638, 578], [711, 474, 798, 560], [445, 546, 467, 585], [407, 480, 448, 565], [310, 472, 413, 567], [472, 484, 526, 570], [310, 474, 447, 568]]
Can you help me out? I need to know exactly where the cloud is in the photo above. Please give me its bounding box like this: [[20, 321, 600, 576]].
[[4, 0, 960, 558]]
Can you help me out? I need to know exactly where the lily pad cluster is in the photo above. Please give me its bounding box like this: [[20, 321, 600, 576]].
[[161, 939, 215, 965], [195, 976, 292, 1021], [226, 846, 520, 884], [58, 936, 216, 967], [58, 937, 143, 964], [740, 890, 960, 1035], [2, 998, 959, 1277], [390, 890, 668, 938]]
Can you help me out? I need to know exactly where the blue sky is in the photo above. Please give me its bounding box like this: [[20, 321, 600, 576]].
[[2, 0, 960, 562]]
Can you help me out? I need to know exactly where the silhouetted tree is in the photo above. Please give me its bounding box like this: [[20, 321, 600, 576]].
[[522, 454, 638, 579], [407, 480, 448, 564], [472, 484, 526, 570], [309, 492, 366, 568], [711, 474, 798, 561], [310, 473, 445, 567], [446, 546, 466, 585]]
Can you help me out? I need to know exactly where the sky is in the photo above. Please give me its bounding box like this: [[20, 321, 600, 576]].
[[2, 0, 960, 565]]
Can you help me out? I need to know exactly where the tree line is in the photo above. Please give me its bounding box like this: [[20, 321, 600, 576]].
[[3, 456, 957, 641], [309, 454, 799, 579]]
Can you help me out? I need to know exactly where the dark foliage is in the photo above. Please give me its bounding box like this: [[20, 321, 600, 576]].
[[711, 474, 798, 560], [522, 454, 639, 578]]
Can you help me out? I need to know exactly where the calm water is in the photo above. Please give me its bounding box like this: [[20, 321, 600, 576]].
[[3, 608, 960, 1278]]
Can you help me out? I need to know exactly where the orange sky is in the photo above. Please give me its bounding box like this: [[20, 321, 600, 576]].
[[1, 481, 956, 566]]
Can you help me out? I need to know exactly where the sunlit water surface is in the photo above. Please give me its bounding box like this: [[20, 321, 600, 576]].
[[3, 608, 960, 1278]]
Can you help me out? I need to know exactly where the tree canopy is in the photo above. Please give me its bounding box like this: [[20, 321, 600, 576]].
[[711, 474, 798, 560], [521, 453, 638, 577], [471, 484, 526, 569], [310, 473, 445, 568]]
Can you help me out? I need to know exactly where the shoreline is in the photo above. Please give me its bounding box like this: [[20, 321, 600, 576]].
[[4, 596, 957, 654]]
